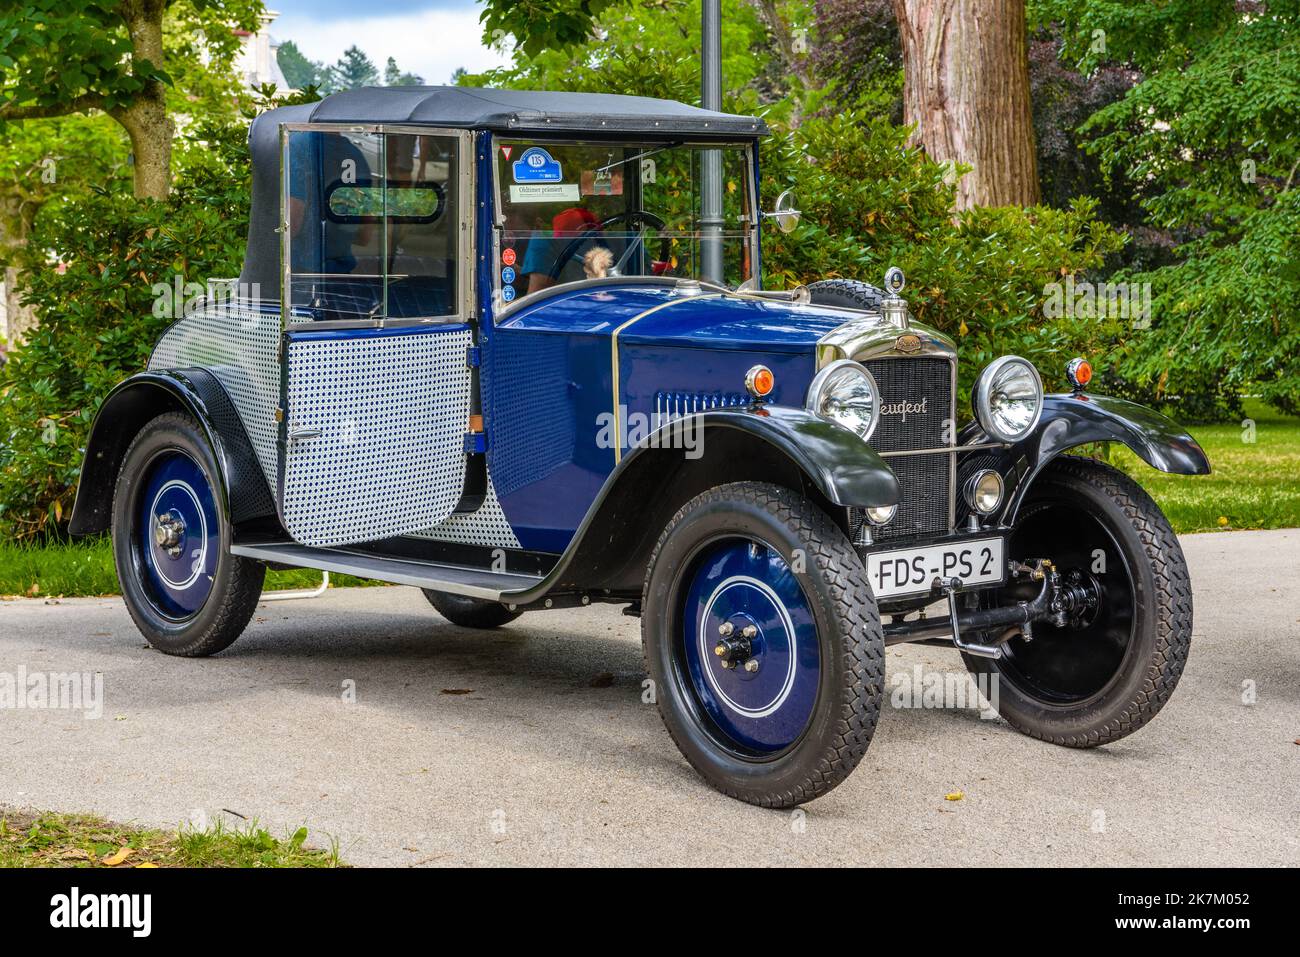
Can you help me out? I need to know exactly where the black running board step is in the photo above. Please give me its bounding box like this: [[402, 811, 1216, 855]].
[[230, 543, 544, 602]]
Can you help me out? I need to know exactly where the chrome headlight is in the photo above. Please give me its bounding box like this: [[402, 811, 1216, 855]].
[[807, 360, 880, 442], [973, 356, 1043, 443]]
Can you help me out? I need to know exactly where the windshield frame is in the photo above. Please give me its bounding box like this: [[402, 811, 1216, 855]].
[[488, 135, 760, 316]]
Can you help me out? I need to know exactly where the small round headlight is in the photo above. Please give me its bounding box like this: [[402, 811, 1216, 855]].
[[973, 355, 1044, 443], [964, 469, 1004, 515], [806, 360, 881, 442], [865, 504, 897, 526]]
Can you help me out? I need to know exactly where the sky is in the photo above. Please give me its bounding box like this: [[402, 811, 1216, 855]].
[[265, 0, 512, 86]]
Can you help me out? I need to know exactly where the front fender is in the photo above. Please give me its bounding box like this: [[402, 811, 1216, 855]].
[[511, 404, 900, 601], [681, 405, 901, 509], [68, 371, 277, 536], [981, 392, 1210, 523]]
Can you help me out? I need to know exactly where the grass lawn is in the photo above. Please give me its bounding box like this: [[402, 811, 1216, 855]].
[[1, 401, 1295, 598], [1110, 399, 1300, 533], [0, 809, 343, 868], [0, 536, 382, 599]]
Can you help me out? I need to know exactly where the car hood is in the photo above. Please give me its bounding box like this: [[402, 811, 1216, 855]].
[[499, 282, 853, 353]]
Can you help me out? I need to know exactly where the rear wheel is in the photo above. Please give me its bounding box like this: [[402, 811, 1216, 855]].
[[963, 457, 1192, 746], [422, 590, 522, 629], [642, 482, 884, 807], [112, 411, 264, 657]]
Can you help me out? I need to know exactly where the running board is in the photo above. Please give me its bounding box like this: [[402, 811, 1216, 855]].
[[230, 543, 544, 602]]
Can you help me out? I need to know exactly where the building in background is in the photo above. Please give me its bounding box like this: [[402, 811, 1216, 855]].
[[234, 9, 292, 92]]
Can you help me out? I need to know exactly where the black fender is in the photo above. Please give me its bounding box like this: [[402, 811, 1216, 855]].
[[68, 370, 277, 536], [960, 392, 1210, 525], [511, 404, 900, 600]]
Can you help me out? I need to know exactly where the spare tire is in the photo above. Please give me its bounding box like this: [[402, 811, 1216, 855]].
[[806, 279, 885, 313]]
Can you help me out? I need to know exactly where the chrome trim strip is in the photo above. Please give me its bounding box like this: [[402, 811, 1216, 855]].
[[880, 441, 1008, 458], [610, 294, 721, 463]]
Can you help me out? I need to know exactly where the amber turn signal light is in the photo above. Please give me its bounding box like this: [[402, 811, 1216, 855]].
[[1066, 357, 1092, 391], [745, 365, 774, 398]]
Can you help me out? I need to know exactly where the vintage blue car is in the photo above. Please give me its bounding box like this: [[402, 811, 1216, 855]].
[[70, 87, 1210, 806]]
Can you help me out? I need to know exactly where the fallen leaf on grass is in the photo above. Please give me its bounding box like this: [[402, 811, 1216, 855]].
[[135, 862, 159, 868], [945, 791, 964, 802], [440, 689, 473, 695], [101, 847, 133, 866]]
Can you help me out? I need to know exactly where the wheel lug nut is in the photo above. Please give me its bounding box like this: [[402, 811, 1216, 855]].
[[718, 622, 734, 637], [744, 659, 759, 673], [741, 624, 757, 639], [713, 644, 726, 657]]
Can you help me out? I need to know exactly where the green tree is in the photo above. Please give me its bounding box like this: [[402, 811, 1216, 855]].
[[478, 0, 619, 58], [1039, 0, 1300, 416], [0, 0, 263, 199], [384, 56, 424, 86], [0, 117, 128, 345], [325, 45, 380, 92], [276, 39, 322, 90]]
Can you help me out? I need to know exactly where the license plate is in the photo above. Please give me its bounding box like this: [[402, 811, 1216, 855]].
[[865, 537, 1005, 599]]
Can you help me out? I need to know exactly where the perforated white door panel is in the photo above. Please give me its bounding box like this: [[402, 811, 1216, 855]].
[[282, 327, 472, 547]]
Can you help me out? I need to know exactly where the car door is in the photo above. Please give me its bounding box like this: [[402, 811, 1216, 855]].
[[278, 125, 474, 548]]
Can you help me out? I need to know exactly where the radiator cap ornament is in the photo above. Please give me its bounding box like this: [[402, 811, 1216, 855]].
[[884, 266, 906, 296], [881, 265, 909, 328]]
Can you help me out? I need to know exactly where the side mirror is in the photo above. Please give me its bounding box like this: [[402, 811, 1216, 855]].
[[765, 189, 801, 234]]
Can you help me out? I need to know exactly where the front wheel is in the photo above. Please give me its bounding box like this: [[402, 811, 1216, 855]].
[[112, 411, 265, 657], [642, 482, 884, 807], [963, 457, 1192, 746]]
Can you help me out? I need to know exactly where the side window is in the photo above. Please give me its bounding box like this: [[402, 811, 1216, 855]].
[[384, 133, 458, 319], [284, 129, 460, 323]]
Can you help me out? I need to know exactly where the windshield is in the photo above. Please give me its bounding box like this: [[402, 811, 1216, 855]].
[[494, 139, 755, 303]]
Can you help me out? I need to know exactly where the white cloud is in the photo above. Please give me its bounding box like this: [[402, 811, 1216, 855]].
[[270, 8, 512, 86]]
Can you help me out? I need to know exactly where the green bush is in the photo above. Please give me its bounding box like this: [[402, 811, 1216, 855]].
[[761, 110, 1126, 401], [0, 122, 250, 540]]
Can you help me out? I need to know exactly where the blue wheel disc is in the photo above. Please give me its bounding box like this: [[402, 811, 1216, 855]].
[[136, 451, 219, 620], [679, 538, 821, 754]]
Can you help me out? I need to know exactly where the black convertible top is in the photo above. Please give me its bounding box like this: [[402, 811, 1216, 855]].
[[237, 87, 766, 298], [269, 85, 767, 136]]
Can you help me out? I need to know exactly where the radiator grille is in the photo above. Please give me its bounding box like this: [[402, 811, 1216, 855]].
[[863, 356, 954, 540]]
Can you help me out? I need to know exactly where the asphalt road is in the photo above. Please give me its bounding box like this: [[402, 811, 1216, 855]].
[[2, 529, 1297, 867]]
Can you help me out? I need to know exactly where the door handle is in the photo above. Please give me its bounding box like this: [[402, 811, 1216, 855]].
[[288, 426, 322, 444]]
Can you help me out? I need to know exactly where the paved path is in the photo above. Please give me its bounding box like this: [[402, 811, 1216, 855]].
[[2, 530, 1297, 866]]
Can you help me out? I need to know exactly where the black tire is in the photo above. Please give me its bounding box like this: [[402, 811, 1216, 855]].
[[112, 411, 265, 657], [963, 457, 1192, 746], [422, 590, 522, 628], [807, 278, 885, 312], [641, 481, 884, 807]]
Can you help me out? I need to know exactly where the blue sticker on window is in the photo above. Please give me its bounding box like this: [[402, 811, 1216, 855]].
[[512, 147, 563, 183], [501, 266, 517, 284], [501, 284, 517, 302]]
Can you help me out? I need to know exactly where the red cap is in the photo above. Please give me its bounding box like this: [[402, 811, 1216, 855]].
[[553, 207, 598, 237]]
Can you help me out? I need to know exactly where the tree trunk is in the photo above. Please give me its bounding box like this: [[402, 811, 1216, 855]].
[[892, 0, 1039, 209], [4, 265, 37, 344], [116, 0, 173, 200]]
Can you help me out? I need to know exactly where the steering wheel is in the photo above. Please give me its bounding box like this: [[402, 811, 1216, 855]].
[[547, 210, 670, 280]]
